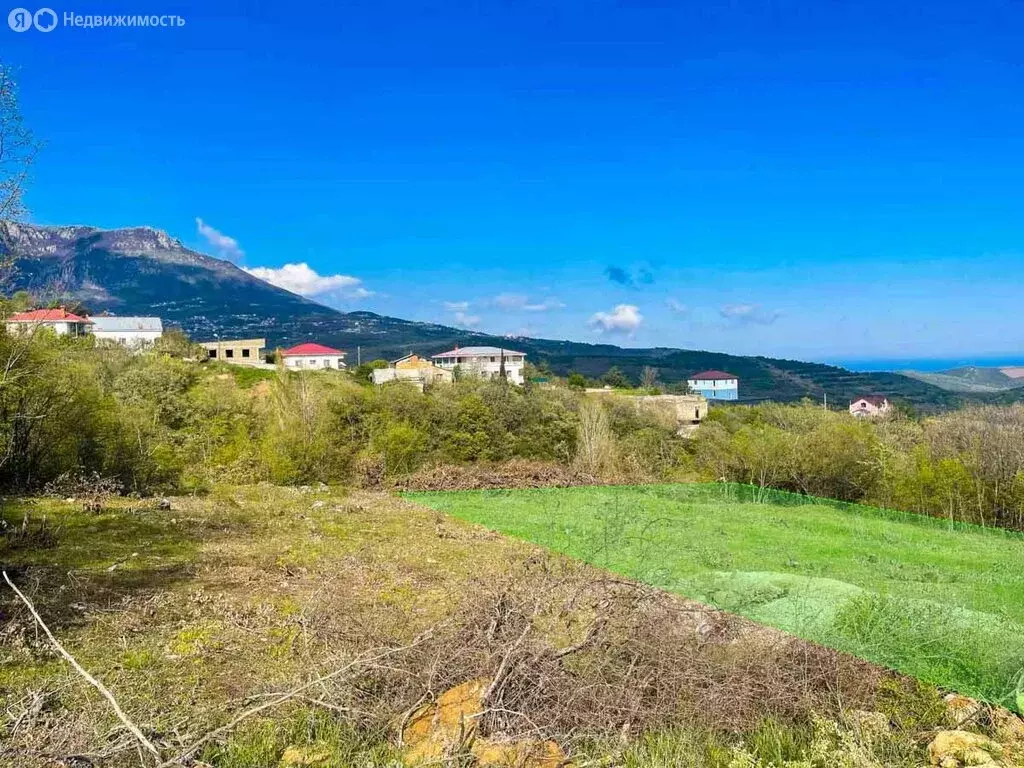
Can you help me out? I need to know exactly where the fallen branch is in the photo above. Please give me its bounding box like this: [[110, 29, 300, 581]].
[[551, 619, 604, 660], [156, 629, 434, 767], [482, 621, 532, 708], [2, 570, 162, 763]]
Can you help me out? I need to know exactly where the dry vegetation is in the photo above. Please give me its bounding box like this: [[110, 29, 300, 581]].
[[0, 484, 978, 768]]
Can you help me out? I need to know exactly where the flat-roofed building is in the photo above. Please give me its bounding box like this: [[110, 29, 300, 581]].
[[199, 338, 266, 365]]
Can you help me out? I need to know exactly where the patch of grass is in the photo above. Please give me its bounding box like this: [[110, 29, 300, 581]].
[[206, 362, 278, 389], [405, 483, 1024, 711], [199, 708, 399, 768]]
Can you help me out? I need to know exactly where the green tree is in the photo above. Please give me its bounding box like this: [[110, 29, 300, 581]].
[[351, 359, 389, 384], [601, 366, 632, 388], [567, 372, 588, 391]]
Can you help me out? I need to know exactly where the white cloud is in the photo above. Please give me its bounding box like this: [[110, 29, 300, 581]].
[[443, 300, 471, 311], [588, 304, 643, 335], [244, 262, 372, 300], [195, 217, 244, 263], [667, 299, 689, 316], [492, 293, 565, 312], [719, 303, 782, 326], [454, 311, 481, 328]]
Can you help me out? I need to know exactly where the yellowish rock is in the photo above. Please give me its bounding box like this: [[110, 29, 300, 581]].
[[402, 678, 570, 767], [928, 730, 1003, 767], [991, 707, 1024, 761], [944, 694, 984, 727]]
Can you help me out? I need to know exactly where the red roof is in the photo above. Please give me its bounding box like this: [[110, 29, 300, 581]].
[[689, 370, 738, 381], [281, 342, 345, 357], [7, 308, 92, 324]]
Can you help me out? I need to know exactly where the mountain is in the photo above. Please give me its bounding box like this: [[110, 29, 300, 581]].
[[0, 221, 978, 408], [901, 365, 1024, 393]]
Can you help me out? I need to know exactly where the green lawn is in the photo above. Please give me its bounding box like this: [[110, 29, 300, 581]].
[[405, 483, 1024, 712]]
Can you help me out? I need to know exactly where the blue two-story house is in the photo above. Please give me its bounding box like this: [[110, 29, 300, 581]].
[[687, 370, 739, 400]]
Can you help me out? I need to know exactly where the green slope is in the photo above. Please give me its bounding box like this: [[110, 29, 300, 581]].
[[903, 366, 1024, 393], [407, 483, 1024, 711]]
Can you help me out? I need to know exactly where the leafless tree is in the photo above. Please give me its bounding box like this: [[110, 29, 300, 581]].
[[0, 61, 40, 223], [640, 365, 659, 390]]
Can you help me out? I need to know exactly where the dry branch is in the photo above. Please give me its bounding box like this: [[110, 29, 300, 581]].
[[156, 628, 435, 767], [2, 570, 162, 762]]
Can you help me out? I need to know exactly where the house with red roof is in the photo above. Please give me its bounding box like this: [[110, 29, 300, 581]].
[[686, 370, 739, 401], [5, 307, 93, 338], [280, 342, 346, 370]]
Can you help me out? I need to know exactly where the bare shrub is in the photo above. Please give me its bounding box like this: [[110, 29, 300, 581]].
[[330, 557, 882, 748], [573, 401, 616, 478], [42, 470, 124, 500], [392, 459, 600, 491]]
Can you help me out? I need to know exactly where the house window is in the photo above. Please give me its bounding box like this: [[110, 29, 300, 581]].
[[225, 349, 234, 359], [322, 359, 330, 368], [209, 349, 217, 358], [242, 348, 250, 358]]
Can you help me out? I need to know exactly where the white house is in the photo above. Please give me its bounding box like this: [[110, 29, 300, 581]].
[[5, 307, 93, 337], [90, 316, 163, 348], [850, 395, 891, 418], [280, 342, 347, 370], [431, 346, 527, 384]]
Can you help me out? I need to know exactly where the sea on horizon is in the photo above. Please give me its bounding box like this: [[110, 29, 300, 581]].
[[829, 356, 1024, 373]]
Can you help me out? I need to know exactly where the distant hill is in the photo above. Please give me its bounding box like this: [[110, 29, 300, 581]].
[[902, 366, 1024, 393], [0, 221, 987, 409]]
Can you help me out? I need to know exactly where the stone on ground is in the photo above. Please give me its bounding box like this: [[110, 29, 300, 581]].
[[402, 678, 569, 767]]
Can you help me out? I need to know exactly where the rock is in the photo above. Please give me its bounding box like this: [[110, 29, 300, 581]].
[[404, 678, 488, 756], [402, 678, 569, 767], [279, 744, 332, 766], [157, 498, 172, 510], [928, 730, 1003, 767], [944, 693, 983, 727], [311, 501, 326, 510], [991, 707, 1024, 759]]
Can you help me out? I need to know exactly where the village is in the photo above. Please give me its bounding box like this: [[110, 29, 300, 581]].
[[5, 306, 892, 419]]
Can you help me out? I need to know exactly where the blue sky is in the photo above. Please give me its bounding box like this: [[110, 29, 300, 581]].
[[4, 0, 1023, 363]]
